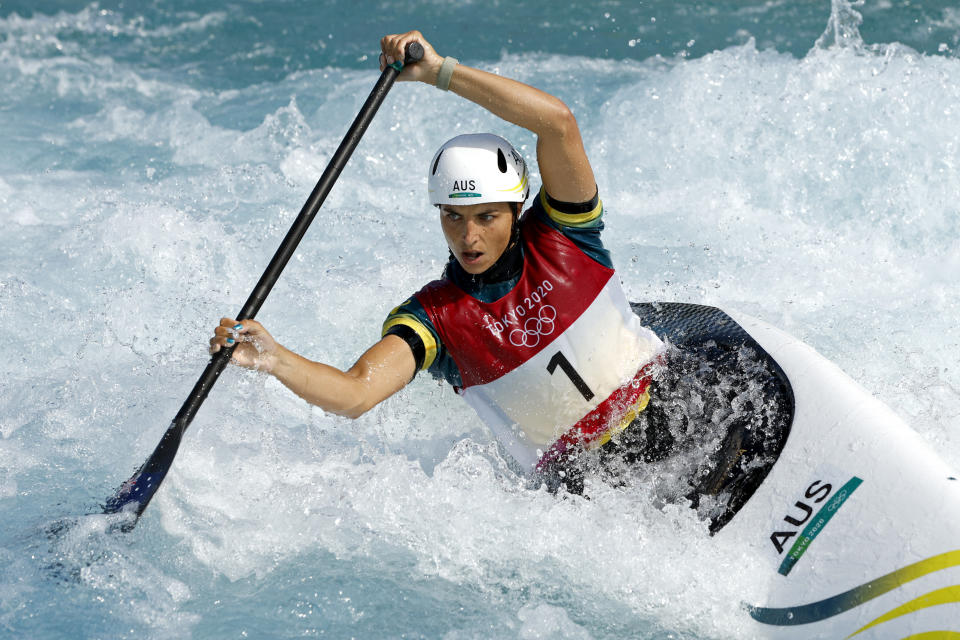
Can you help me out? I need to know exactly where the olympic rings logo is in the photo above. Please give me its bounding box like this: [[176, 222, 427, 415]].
[[508, 305, 557, 348]]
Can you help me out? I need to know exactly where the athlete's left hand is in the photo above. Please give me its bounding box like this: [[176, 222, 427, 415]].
[[379, 30, 443, 85]]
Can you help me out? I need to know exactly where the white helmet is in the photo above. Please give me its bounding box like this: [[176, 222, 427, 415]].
[[427, 133, 529, 206]]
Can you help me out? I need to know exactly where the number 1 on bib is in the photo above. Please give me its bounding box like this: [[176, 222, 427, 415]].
[[547, 351, 595, 401]]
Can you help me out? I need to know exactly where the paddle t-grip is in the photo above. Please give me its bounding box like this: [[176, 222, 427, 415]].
[[404, 42, 424, 64], [389, 42, 424, 72]]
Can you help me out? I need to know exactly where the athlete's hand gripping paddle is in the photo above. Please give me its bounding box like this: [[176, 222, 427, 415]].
[[102, 42, 424, 530]]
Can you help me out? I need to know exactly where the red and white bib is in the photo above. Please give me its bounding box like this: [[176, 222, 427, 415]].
[[416, 218, 664, 470]]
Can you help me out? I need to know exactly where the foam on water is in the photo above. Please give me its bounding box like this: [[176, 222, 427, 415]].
[[3, 1, 960, 638]]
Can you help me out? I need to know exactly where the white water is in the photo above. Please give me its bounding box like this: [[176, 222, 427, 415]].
[[2, 2, 960, 638]]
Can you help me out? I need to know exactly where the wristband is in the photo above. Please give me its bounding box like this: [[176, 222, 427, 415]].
[[436, 56, 458, 91]]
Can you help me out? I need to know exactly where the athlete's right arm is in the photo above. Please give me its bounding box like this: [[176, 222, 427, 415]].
[[209, 318, 416, 419]]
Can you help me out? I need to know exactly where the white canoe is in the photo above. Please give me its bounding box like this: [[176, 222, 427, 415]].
[[679, 305, 960, 638]]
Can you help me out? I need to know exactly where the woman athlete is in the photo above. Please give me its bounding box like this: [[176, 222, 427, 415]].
[[209, 31, 776, 505]]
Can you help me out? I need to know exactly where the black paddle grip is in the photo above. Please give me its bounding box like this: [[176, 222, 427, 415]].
[[404, 42, 424, 64]]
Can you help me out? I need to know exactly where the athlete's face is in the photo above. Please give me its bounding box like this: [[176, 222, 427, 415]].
[[440, 202, 514, 274]]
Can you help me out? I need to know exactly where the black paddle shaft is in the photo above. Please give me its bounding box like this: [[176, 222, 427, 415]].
[[104, 43, 424, 524]]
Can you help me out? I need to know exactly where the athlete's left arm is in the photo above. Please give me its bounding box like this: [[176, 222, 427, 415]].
[[379, 30, 596, 204]]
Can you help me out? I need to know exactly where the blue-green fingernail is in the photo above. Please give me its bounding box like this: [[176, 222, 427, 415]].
[[233, 324, 243, 330], [227, 338, 235, 344]]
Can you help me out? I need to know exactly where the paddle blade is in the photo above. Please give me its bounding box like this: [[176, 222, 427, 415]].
[[103, 422, 184, 526], [103, 469, 168, 517]]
